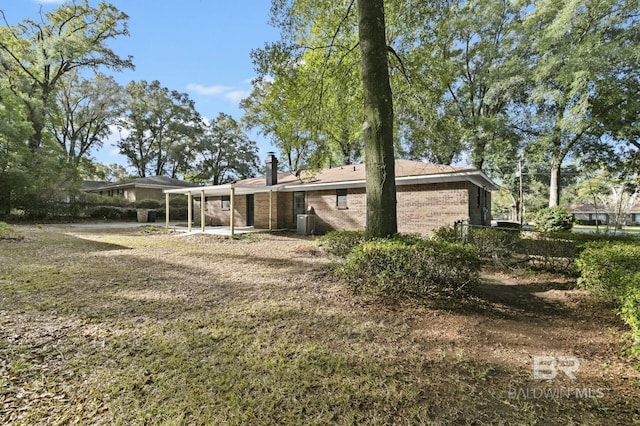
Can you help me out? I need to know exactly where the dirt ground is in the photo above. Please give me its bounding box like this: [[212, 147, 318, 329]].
[[1, 225, 639, 424]]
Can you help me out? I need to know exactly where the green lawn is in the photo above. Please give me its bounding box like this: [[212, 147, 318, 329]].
[[1, 225, 639, 425], [573, 224, 640, 233]]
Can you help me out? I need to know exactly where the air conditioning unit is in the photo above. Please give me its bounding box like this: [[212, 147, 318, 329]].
[[296, 214, 315, 235]]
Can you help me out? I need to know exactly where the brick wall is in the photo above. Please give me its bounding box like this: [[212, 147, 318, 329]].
[[196, 196, 232, 226], [278, 192, 295, 229], [396, 183, 469, 234], [254, 192, 272, 229], [307, 188, 367, 233], [303, 182, 487, 235], [193, 181, 491, 235]]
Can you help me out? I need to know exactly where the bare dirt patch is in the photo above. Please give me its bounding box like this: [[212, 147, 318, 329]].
[[1, 226, 639, 424]]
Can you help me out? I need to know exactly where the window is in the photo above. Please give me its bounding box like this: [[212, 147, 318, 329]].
[[221, 195, 230, 210], [337, 189, 348, 208], [293, 192, 306, 218]]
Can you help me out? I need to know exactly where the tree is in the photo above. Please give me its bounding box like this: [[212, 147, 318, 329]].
[[0, 82, 32, 215], [519, 0, 640, 206], [393, 0, 523, 169], [118, 80, 201, 178], [0, 0, 133, 152], [48, 70, 124, 185], [190, 113, 259, 185], [357, 0, 397, 237], [89, 163, 131, 182], [244, 0, 364, 171]]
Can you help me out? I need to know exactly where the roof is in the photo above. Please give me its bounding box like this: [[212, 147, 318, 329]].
[[164, 160, 498, 197], [81, 180, 110, 191], [570, 203, 640, 213], [88, 176, 201, 192]]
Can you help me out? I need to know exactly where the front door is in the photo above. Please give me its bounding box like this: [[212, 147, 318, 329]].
[[246, 194, 254, 227]]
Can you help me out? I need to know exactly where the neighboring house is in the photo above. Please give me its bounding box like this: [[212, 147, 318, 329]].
[[570, 203, 640, 225], [86, 176, 200, 202], [165, 154, 498, 235]]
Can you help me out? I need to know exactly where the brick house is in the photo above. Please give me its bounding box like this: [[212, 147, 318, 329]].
[[86, 176, 200, 202], [164, 154, 498, 236], [570, 203, 640, 225]]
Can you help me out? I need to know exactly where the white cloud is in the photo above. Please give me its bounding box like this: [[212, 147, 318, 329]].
[[225, 90, 251, 103], [186, 84, 233, 96], [187, 82, 253, 106], [35, 0, 65, 4]]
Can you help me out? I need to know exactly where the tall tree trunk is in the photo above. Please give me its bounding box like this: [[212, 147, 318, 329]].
[[549, 161, 561, 207], [357, 0, 397, 238]]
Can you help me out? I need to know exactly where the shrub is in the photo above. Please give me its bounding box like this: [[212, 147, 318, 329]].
[[135, 199, 164, 209], [0, 221, 23, 240], [515, 233, 582, 275], [88, 206, 131, 220], [576, 242, 640, 295], [577, 242, 640, 357], [430, 226, 460, 243], [468, 228, 520, 264], [319, 230, 366, 257], [338, 238, 480, 298], [534, 206, 574, 233]]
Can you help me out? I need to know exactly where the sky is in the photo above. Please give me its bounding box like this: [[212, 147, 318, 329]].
[[1, 0, 280, 170]]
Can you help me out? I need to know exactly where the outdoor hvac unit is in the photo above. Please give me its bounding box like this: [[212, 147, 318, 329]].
[[297, 214, 315, 235]]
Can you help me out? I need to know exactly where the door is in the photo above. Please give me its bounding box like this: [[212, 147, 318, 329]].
[[246, 194, 254, 227]]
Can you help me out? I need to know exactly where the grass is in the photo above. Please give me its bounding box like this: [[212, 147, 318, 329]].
[[0, 221, 23, 240], [1, 225, 639, 424], [573, 224, 640, 234]]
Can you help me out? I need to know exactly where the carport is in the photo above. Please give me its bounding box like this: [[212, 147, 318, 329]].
[[163, 183, 278, 237]]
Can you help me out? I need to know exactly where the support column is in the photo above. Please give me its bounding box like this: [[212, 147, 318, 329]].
[[187, 191, 193, 232], [229, 187, 235, 238], [165, 193, 170, 229], [200, 190, 206, 233]]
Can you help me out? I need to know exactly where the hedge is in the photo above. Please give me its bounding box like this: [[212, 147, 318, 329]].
[[338, 238, 481, 298], [577, 242, 640, 357], [319, 230, 366, 257]]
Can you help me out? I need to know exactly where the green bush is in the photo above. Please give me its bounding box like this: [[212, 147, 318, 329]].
[[577, 242, 640, 357], [534, 206, 574, 233], [319, 230, 366, 257], [88, 206, 133, 220], [135, 199, 164, 209], [430, 226, 460, 243], [0, 221, 23, 240], [338, 238, 480, 298]]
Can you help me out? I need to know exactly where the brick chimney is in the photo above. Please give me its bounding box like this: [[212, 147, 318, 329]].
[[266, 152, 278, 186]]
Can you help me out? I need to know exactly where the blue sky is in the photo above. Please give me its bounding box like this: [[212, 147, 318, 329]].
[[2, 0, 280, 169]]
